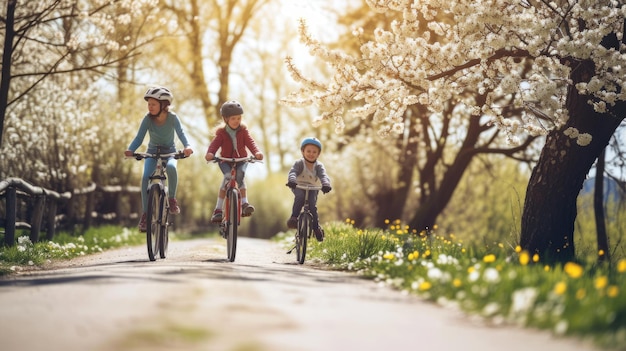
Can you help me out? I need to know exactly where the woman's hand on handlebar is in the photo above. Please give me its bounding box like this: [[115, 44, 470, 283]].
[[124, 150, 134, 157], [254, 152, 263, 161], [205, 152, 215, 162]]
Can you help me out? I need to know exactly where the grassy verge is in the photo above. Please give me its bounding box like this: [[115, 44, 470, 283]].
[[0, 226, 144, 275], [275, 219, 626, 350]]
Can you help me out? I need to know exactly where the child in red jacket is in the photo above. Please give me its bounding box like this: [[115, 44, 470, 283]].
[[205, 100, 263, 222]]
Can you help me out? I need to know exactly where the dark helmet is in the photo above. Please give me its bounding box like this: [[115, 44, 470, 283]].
[[220, 100, 244, 118], [301, 137, 322, 152], [144, 86, 173, 105]]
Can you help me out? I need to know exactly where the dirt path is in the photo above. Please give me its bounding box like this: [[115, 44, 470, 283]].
[[0, 237, 602, 351]]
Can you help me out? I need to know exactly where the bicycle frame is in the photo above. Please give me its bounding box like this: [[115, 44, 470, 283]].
[[224, 161, 242, 227]]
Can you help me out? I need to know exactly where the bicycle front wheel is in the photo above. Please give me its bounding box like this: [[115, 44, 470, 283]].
[[296, 213, 309, 264], [146, 184, 161, 261], [159, 195, 169, 259], [226, 189, 239, 262]]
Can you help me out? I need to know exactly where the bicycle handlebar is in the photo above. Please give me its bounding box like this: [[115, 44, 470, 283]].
[[130, 151, 187, 161], [211, 156, 262, 164], [295, 184, 322, 191]]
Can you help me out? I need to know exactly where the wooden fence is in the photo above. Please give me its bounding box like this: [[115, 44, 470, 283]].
[[0, 177, 141, 246]]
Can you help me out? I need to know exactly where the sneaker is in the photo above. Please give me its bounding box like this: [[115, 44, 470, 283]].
[[169, 198, 180, 214], [314, 227, 325, 242], [287, 217, 297, 229], [211, 209, 223, 223], [138, 213, 147, 232], [242, 203, 255, 217]]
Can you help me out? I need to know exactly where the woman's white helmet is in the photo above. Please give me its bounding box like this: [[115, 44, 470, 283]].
[[144, 87, 173, 105]]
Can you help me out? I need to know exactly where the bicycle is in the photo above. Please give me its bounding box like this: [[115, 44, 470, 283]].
[[131, 149, 187, 261], [286, 184, 322, 264], [210, 156, 261, 262]]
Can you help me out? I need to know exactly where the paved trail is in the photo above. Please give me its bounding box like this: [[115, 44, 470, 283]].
[[0, 237, 602, 351]]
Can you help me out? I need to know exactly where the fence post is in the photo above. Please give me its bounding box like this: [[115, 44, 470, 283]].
[[29, 195, 45, 243], [83, 191, 94, 230], [45, 200, 57, 241], [4, 186, 17, 246]]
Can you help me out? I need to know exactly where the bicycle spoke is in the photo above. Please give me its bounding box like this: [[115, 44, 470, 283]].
[[146, 184, 161, 261], [159, 195, 169, 259], [296, 214, 308, 264], [226, 190, 239, 262]]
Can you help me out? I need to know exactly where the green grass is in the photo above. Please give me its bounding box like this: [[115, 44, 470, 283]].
[[283, 219, 625, 350], [0, 226, 144, 275]]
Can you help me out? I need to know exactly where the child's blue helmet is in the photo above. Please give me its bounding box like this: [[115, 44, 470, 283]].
[[301, 137, 322, 151]]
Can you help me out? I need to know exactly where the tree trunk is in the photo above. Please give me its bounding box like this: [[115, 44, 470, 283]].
[[408, 114, 485, 231], [372, 108, 420, 228], [0, 0, 16, 147], [520, 60, 624, 263], [594, 148, 610, 263]]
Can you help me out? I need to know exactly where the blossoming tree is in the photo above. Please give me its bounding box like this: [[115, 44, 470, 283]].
[[282, 0, 626, 263], [0, 0, 159, 147]]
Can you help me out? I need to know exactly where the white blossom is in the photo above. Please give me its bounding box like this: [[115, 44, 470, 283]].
[[281, 0, 626, 149]]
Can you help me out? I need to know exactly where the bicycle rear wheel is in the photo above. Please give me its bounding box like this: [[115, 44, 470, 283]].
[[226, 190, 239, 262], [159, 195, 169, 259], [146, 184, 161, 261], [296, 213, 309, 264]]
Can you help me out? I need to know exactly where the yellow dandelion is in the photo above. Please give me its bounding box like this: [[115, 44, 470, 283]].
[[617, 259, 626, 273], [383, 253, 395, 260], [419, 281, 432, 291], [544, 265, 550, 272], [345, 218, 351, 223], [594, 276, 608, 290], [607, 286, 619, 298], [467, 266, 475, 273], [519, 251, 530, 266], [483, 254, 496, 263], [554, 281, 567, 295], [532, 253, 540, 263], [575, 288, 586, 300], [461, 248, 466, 253], [384, 219, 390, 225], [598, 249, 605, 257], [408, 251, 419, 261], [424, 249, 431, 258], [498, 243, 504, 248], [452, 278, 462, 288], [515, 245, 522, 253], [564, 262, 584, 279]]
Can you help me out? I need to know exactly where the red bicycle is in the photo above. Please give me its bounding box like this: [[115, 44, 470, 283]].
[[211, 156, 260, 262]]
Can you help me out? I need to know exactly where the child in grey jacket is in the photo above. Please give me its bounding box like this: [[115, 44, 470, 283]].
[[286, 137, 331, 242]]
